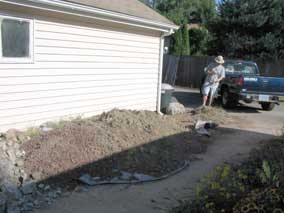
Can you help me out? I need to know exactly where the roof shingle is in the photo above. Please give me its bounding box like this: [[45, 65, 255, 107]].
[[62, 0, 175, 26]]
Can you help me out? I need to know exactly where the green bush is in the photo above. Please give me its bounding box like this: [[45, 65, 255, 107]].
[[188, 28, 211, 56], [172, 136, 284, 212]]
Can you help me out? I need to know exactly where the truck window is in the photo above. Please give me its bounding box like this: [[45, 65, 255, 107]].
[[225, 62, 257, 75]]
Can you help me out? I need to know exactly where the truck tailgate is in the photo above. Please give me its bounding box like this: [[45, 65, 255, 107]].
[[243, 76, 284, 96]]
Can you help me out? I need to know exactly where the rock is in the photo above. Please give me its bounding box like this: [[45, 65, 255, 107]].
[[12, 143, 19, 150], [93, 177, 100, 181], [2, 182, 23, 200], [19, 169, 26, 176], [20, 181, 35, 195], [110, 177, 120, 182], [55, 188, 62, 195], [166, 102, 186, 115], [47, 191, 58, 199], [5, 129, 21, 143], [17, 134, 29, 143], [22, 202, 34, 211], [78, 174, 97, 186], [15, 160, 24, 167], [0, 142, 7, 151], [120, 171, 133, 180], [5, 150, 16, 162], [6, 206, 21, 213], [33, 200, 40, 207], [31, 171, 42, 180], [44, 185, 50, 191], [15, 150, 25, 158], [6, 141, 14, 147], [133, 173, 155, 181], [37, 184, 45, 189]]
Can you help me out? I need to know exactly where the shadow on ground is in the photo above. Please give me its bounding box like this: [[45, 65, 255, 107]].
[[31, 126, 272, 191], [29, 127, 208, 189], [29, 123, 277, 213]]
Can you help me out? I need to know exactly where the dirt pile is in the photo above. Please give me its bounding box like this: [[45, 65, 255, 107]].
[[21, 108, 238, 186], [22, 110, 195, 184], [0, 107, 239, 211]]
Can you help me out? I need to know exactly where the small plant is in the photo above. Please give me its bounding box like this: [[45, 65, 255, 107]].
[[24, 127, 41, 137], [57, 120, 67, 129], [258, 160, 272, 184], [257, 160, 280, 188], [171, 136, 284, 212]]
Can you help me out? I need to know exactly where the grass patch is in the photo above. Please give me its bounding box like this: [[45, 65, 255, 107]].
[[171, 136, 284, 212]]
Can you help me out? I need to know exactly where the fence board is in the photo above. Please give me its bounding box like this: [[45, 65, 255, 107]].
[[255, 59, 284, 77], [162, 55, 180, 85], [168, 55, 284, 88], [175, 56, 214, 88]]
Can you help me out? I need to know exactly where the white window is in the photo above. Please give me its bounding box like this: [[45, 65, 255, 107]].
[[0, 15, 33, 63]]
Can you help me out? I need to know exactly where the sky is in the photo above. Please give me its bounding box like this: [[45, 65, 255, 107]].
[[215, 0, 222, 4]]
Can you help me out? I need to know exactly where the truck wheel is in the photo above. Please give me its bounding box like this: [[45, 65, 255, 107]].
[[221, 89, 237, 109], [261, 102, 275, 111]]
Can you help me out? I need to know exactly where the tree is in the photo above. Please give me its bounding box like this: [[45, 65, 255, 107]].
[[172, 26, 183, 55], [208, 0, 284, 59], [139, 0, 158, 8], [140, 0, 217, 56], [181, 23, 190, 55], [155, 0, 216, 55], [189, 28, 210, 56], [156, 0, 216, 24]]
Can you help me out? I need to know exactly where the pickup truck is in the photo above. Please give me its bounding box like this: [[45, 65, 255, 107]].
[[202, 60, 284, 111]]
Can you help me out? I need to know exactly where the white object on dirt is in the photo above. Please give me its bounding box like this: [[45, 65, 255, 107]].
[[166, 102, 186, 115], [161, 83, 174, 91], [195, 120, 218, 137]]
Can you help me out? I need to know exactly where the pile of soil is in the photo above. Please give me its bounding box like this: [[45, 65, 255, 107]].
[[21, 108, 237, 188]]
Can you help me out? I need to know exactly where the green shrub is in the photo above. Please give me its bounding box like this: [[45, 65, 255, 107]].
[[172, 136, 284, 212]]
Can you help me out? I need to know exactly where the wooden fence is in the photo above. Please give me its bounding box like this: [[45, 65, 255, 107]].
[[256, 59, 284, 77], [162, 54, 180, 85], [162, 55, 284, 88]]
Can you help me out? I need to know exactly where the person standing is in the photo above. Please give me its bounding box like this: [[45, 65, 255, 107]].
[[202, 56, 226, 107]]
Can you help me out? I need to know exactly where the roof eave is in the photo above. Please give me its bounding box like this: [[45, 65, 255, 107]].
[[0, 0, 178, 32]]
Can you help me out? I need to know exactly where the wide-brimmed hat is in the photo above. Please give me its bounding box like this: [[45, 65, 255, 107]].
[[215, 56, 225, 64]]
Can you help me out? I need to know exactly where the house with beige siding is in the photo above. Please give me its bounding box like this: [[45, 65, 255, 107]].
[[0, 0, 177, 131]]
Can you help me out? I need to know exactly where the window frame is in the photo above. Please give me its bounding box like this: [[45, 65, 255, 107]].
[[0, 13, 34, 64]]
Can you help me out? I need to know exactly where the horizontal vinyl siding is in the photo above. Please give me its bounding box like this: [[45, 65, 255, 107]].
[[0, 18, 161, 131]]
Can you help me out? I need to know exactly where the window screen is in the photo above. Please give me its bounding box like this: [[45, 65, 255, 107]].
[[0, 18, 30, 58]]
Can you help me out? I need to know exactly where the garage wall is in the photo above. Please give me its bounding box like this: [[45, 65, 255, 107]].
[[0, 10, 161, 131]]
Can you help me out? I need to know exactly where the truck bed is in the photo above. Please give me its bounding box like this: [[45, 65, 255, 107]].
[[243, 76, 284, 96]]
